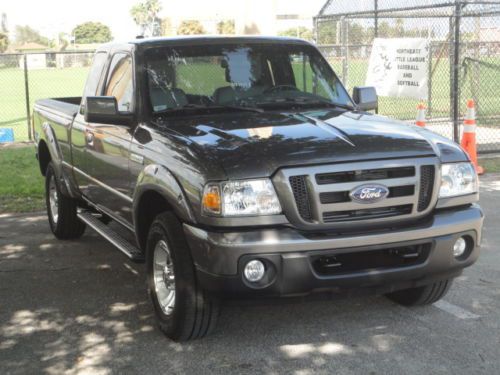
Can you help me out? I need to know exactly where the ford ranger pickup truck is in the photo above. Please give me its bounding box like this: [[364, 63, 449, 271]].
[[33, 36, 483, 341]]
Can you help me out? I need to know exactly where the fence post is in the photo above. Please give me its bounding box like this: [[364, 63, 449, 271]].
[[23, 54, 31, 141], [341, 17, 348, 87], [427, 43, 433, 118], [451, 2, 462, 143]]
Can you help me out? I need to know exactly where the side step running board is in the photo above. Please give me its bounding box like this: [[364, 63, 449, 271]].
[[77, 211, 144, 262]]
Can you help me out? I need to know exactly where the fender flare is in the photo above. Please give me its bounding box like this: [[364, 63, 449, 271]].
[[132, 164, 196, 225], [39, 122, 76, 197]]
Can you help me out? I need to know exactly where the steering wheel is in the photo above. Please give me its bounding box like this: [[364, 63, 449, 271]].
[[263, 85, 300, 94]]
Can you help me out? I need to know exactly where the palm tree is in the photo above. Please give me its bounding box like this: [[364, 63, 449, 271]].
[[130, 0, 162, 37]]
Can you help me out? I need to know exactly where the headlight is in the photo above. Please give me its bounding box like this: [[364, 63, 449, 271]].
[[439, 163, 478, 198], [202, 179, 282, 216]]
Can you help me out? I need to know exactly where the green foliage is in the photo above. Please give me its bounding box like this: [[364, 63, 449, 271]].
[[130, 0, 162, 36], [317, 21, 337, 44], [217, 20, 235, 35], [0, 32, 8, 53], [14, 25, 49, 46], [278, 27, 313, 41], [72, 22, 112, 44], [177, 20, 205, 35]]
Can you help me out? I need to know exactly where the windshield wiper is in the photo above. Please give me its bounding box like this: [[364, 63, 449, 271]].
[[255, 96, 355, 111], [155, 103, 263, 115]]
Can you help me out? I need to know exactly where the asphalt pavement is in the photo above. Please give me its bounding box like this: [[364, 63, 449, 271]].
[[1, 175, 499, 375]]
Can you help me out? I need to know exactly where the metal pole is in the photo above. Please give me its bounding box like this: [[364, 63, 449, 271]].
[[427, 43, 432, 118], [341, 17, 348, 86], [313, 17, 318, 44], [23, 54, 32, 141], [374, 0, 379, 38], [452, 2, 462, 143]]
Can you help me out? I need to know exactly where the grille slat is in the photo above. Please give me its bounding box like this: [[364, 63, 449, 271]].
[[418, 165, 435, 212], [316, 166, 415, 185], [322, 204, 413, 223]]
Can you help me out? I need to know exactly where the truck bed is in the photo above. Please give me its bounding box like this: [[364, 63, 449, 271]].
[[34, 97, 81, 119]]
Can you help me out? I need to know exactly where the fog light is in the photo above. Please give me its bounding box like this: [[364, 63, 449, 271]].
[[453, 237, 467, 258], [244, 260, 265, 282]]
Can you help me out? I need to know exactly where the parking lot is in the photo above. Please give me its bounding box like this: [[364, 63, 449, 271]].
[[0, 174, 499, 375]]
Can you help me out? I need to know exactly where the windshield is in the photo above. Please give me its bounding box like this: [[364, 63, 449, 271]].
[[144, 43, 353, 113]]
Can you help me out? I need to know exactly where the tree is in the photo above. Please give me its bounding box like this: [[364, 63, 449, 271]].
[[177, 20, 205, 35], [317, 22, 337, 44], [217, 20, 235, 35], [278, 26, 313, 41], [14, 25, 49, 46], [72, 22, 112, 44], [130, 0, 162, 37], [0, 32, 8, 53]]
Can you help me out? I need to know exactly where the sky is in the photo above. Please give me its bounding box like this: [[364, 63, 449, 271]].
[[0, 0, 326, 42]]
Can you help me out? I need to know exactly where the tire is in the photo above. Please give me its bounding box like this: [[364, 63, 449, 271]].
[[45, 162, 86, 240], [385, 279, 453, 306], [146, 211, 219, 341]]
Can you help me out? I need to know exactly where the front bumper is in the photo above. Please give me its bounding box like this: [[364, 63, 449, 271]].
[[184, 205, 483, 297]]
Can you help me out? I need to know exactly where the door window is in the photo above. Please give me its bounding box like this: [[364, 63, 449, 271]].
[[81, 52, 107, 109], [105, 53, 134, 112]]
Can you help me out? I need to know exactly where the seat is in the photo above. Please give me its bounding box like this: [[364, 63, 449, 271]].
[[213, 86, 238, 105], [150, 87, 188, 111]]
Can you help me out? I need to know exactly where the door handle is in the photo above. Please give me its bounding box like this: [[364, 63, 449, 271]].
[[86, 131, 94, 146]]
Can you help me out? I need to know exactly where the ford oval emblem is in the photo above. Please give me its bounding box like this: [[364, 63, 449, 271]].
[[350, 184, 389, 204]]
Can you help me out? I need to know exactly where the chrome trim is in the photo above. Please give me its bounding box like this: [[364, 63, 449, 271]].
[[81, 196, 135, 232], [77, 211, 143, 261], [73, 166, 133, 204], [273, 157, 441, 230], [436, 192, 479, 209]]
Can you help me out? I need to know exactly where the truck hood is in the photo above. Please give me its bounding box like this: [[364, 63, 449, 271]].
[[161, 109, 466, 179]]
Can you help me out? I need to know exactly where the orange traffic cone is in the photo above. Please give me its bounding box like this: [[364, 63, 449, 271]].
[[460, 99, 484, 175], [415, 102, 426, 127]]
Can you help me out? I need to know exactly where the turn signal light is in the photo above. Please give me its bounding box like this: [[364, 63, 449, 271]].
[[202, 185, 221, 214]]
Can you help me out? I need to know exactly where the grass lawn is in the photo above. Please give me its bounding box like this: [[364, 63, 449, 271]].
[[0, 66, 90, 142], [0, 145, 45, 213]]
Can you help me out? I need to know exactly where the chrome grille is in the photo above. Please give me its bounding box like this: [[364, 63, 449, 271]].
[[274, 158, 439, 230]]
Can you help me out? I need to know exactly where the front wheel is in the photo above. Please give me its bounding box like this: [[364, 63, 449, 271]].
[[385, 279, 453, 306], [45, 162, 86, 240], [146, 212, 219, 341]]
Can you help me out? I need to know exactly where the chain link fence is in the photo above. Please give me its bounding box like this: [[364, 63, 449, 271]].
[[0, 51, 94, 142], [315, 0, 500, 153]]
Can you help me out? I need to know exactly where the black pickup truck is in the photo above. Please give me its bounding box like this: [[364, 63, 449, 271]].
[[33, 36, 483, 341]]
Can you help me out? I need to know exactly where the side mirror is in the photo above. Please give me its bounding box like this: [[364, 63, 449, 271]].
[[352, 86, 378, 112], [84, 96, 133, 125]]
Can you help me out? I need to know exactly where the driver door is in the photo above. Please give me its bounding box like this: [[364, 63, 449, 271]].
[[84, 52, 135, 224]]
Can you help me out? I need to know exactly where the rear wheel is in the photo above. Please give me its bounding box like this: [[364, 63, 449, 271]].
[[146, 212, 219, 341], [45, 162, 86, 240], [385, 279, 453, 306]]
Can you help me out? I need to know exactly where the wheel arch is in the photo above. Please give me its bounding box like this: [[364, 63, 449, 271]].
[[133, 165, 196, 251], [38, 139, 51, 176]]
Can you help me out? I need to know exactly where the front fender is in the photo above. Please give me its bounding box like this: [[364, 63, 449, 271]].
[[133, 164, 196, 224]]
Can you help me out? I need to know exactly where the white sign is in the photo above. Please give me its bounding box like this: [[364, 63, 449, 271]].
[[366, 38, 429, 99]]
